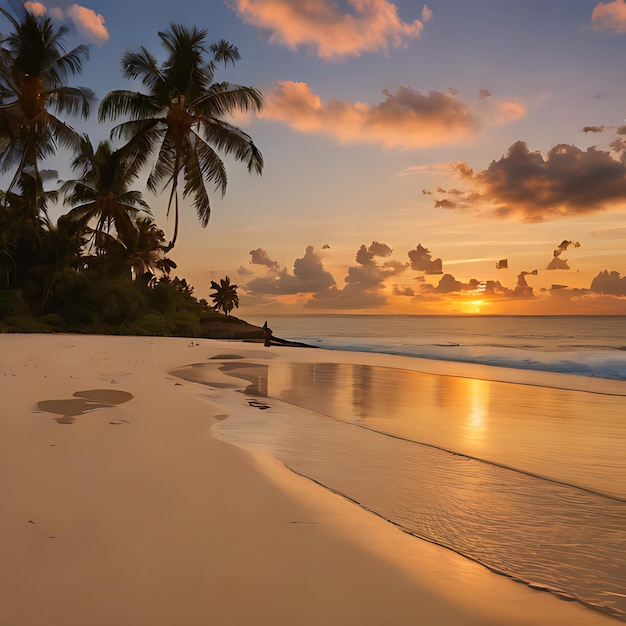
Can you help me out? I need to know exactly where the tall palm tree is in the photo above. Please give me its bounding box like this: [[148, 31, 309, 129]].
[[0, 7, 92, 210], [209, 275, 239, 315], [61, 136, 151, 251], [98, 23, 263, 251]]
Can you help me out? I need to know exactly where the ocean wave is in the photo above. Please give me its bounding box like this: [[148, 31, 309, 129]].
[[307, 339, 626, 381]]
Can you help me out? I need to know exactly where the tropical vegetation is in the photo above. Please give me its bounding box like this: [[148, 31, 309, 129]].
[[0, 7, 263, 338]]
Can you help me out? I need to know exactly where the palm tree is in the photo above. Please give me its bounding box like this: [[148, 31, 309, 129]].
[[92, 216, 176, 282], [209, 276, 238, 315], [0, 7, 92, 210], [98, 23, 263, 251], [61, 136, 151, 251]]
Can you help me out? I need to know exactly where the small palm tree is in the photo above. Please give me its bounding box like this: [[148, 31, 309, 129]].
[[91, 216, 175, 281], [61, 136, 151, 251], [98, 24, 263, 251], [0, 7, 92, 209], [209, 276, 238, 315]]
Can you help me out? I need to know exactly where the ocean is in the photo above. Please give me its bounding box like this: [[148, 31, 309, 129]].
[[247, 314, 626, 380], [190, 315, 626, 621]]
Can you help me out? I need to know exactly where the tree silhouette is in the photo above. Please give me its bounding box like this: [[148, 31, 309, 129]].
[[209, 276, 238, 315], [98, 24, 263, 251], [0, 7, 92, 210]]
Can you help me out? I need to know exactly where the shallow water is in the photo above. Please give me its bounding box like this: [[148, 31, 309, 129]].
[[171, 359, 626, 621]]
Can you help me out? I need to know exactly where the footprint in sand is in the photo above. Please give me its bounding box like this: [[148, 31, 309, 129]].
[[248, 399, 271, 410], [36, 389, 133, 424]]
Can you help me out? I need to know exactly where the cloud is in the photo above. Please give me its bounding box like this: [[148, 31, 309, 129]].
[[66, 4, 109, 46], [250, 248, 280, 270], [307, 241, 406, 309], [477, 89, 526, 125], [367, 241, 393, 256], [415, 270, 536, 302], [438, 141, 626, 222], [590, 270, 626, 296], [261, 82, 482, 149], [582, 125, 605, 133], [408, 243, 443, 274], [24, 2, 46, 16], [547, 240, 580, 270], [591, 1, 626, 33], [245, 245, 336, 295], [227, 0, 427, 61], [236, 265, 254, 277], [23, 2, 109, 46]]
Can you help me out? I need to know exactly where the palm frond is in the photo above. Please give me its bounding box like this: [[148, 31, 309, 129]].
[[120, 46, 167, 94], [98, 90, 163, 123], [201, 117, 263, 175], [47, 85, 92, 118], [182, 137, 213, 226], [194, 82, 263, 116]]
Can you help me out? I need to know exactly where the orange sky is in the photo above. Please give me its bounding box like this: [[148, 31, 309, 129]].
[[5, 0, 626, 315]]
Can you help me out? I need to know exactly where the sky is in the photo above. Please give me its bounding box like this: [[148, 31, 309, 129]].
[[3, 0, 626, 315]]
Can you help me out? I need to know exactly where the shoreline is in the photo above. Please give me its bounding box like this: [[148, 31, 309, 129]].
[[0, 334, 619, 625]]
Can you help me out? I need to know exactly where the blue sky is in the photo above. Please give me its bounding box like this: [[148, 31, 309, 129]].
[[3, 0, 626, 314]]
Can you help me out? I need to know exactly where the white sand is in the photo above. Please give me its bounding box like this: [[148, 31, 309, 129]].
[[0, 334, 618, 626]]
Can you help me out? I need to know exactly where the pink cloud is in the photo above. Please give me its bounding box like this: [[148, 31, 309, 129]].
[[67, 4, 109, 46], [592, 0, 626, 32], [22, 3, 109, 46], [24, 2, 47, 16], [227, 0, 427, 60], [261, 81, 482, 149], [478, 93, 526, 125]]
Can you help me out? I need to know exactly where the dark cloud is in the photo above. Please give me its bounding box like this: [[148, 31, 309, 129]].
[[479, 88, 492, 100], [514, 271, 536, 297], [434, 274, 466, 293], [408, 244, 443, 274], [496, 259, 508, 269], [590, 270, 626, 296], [366, 241, 393, 257], [439, 141, 626, 222], [547, 240, 580, 270], [434, 199, 458, 209], [246, 246, 335, 295], [416, 271, 535, 301], [250, 248, 280, 270], [547, 257, 570, 270], [582, 126, 605, 133], [307, 241, 406, 309], [393, 284, 415, 297]]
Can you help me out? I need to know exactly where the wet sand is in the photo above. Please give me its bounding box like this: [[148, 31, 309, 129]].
[[0, 334, 619, 626]]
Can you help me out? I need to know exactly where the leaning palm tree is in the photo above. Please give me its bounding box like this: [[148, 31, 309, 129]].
[[98, 23, 263, 251], [209, 276, 239, 315], [0, 7, 92, 210], [61, 136, 151, 251]]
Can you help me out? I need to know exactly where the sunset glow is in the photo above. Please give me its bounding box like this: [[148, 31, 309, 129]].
[[2, 1, 626, 316]]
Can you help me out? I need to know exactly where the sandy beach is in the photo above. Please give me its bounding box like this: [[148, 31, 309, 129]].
[[0, 334, 619, 626]]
